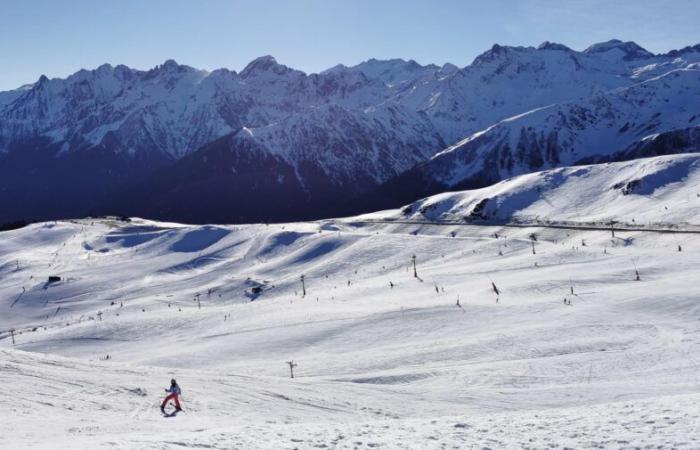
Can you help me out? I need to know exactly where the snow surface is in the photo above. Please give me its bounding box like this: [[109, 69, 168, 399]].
[[1, 155, 700, 448], [386, 154, 700, 225]]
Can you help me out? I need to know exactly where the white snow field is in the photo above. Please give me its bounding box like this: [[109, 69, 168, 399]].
[[2, 154, 700, 449]]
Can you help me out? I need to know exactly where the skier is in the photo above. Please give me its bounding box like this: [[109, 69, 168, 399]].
[[161, 379, 182, 414]]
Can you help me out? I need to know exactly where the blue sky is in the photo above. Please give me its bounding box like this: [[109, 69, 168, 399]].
[[0, 0, 698, 90]]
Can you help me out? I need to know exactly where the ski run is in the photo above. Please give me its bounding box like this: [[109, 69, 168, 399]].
[[2, 154, 700, 448]]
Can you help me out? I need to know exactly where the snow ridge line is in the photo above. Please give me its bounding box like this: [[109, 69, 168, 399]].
[[347, 218, 700, 234]]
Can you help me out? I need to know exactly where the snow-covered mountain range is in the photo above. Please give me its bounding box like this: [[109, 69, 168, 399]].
[[2, 39, 700, 223], [374, 66, 700, 205]]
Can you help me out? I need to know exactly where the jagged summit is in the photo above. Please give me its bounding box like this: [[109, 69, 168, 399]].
[[663, 43, 700, 58], [471, 43, 513, 64], [439, 62, 459, 76], [240, 55, 296, 78], [537, 41, 572, 51], [321, 63, 349, 74], [142, 59, 203, 79], [471, 42, 571, 66], [160, 59, 180, 69], [96, 63, 114, 72]]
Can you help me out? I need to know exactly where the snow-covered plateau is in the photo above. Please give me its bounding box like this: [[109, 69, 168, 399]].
[[2, 154, 699, 448]]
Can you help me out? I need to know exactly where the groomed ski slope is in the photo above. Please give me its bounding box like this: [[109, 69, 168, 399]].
[[2, 154, 700, 449]]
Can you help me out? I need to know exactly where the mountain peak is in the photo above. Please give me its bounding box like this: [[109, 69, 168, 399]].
[[584, 39, 653, 60], [405, 59, 419, 68], [146, 59, 186, 75], [240, 55, 292, 78], [439, 62, 459, 76], [471, 43, 523, 65], [537, 41, 572, 52], [163, 59, 179, 67], [663, 43, 700, 58], [322, 63, 349, 74], [143, 59, 202, 82], [96, 63, 114, 72]]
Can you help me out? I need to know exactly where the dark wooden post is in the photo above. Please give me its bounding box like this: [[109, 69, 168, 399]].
[[286, 360, 297, 378]]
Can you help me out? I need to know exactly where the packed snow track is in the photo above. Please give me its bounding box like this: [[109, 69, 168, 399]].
[[1, 155, 700, 448]]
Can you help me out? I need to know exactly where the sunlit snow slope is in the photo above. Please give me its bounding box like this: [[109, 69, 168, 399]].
[[383, 154, 700, 225], [1, 154, 700, 449]]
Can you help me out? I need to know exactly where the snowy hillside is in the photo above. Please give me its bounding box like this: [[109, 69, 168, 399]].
[[3, 39, 700, 223], [377, 154, 700, 226], [2, 154, 700, 448]]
